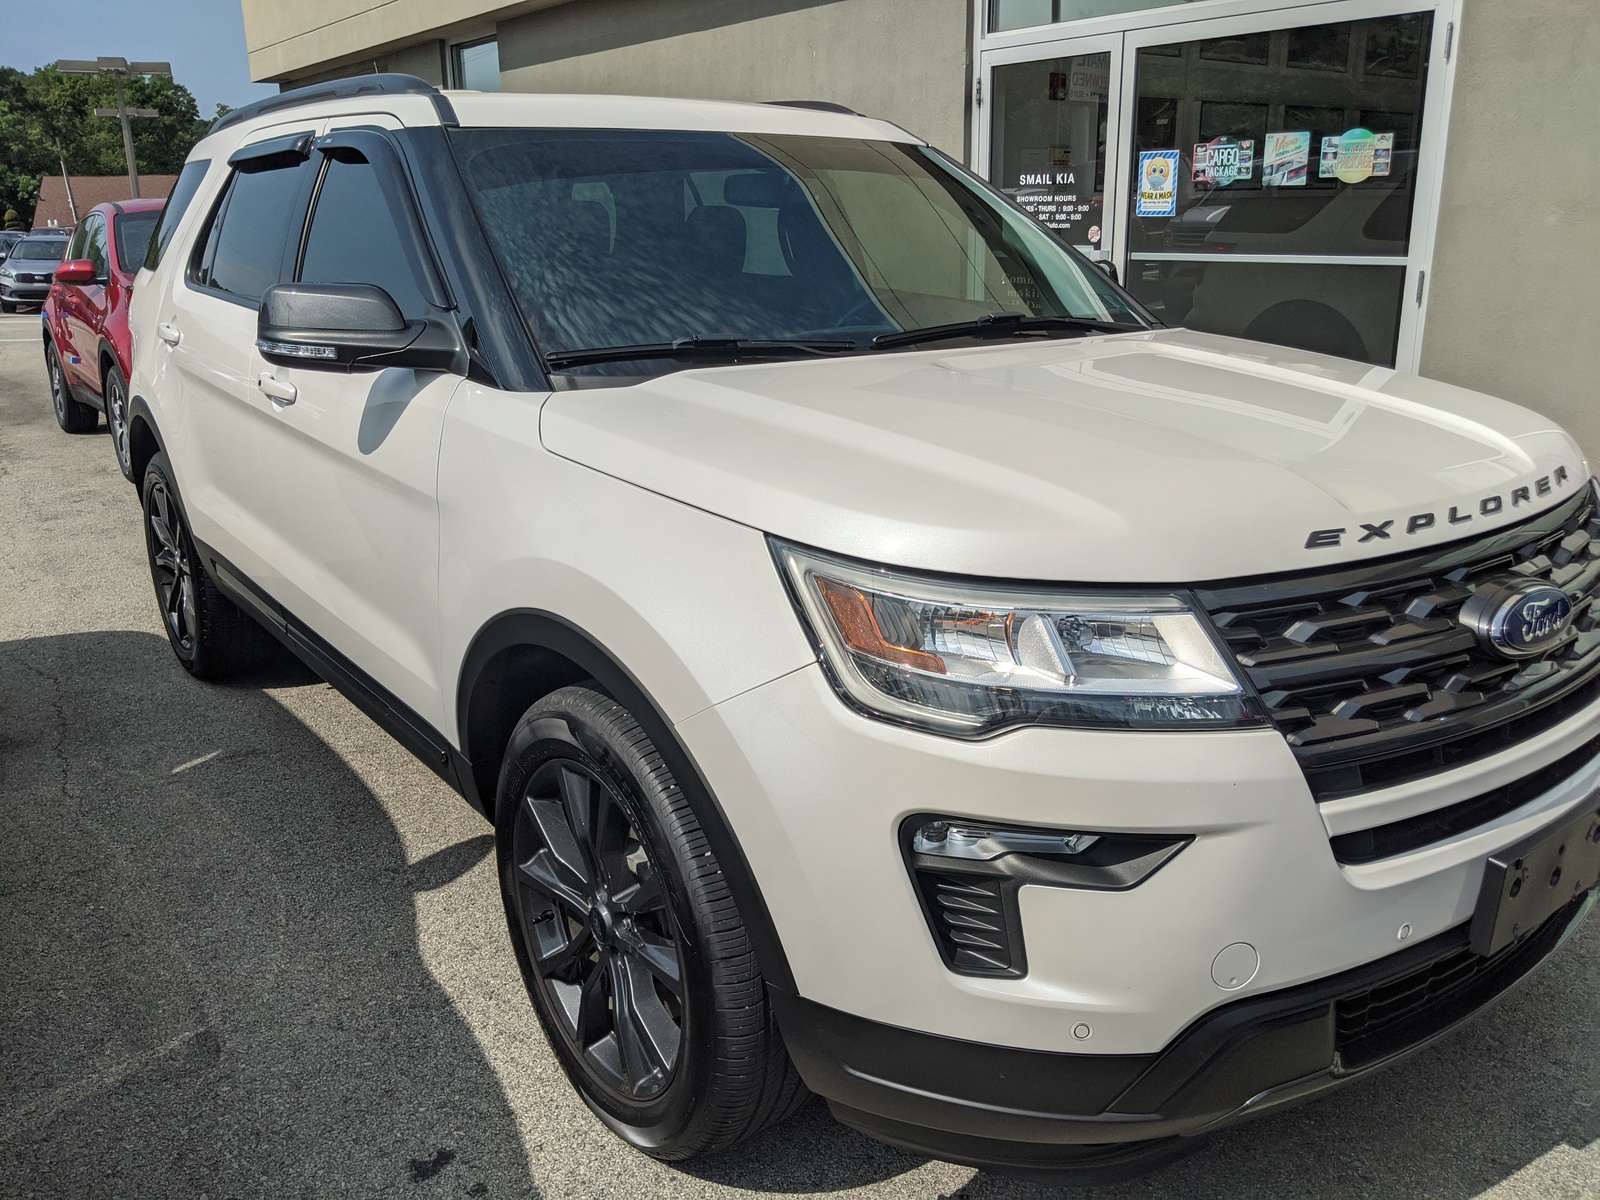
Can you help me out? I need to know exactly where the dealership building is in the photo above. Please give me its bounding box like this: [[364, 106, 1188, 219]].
[[242, 0, 1599, 453]]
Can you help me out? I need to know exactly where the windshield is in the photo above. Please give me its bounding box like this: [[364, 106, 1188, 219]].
[[11, 238, 67, 263], [452, 129, 1147, 374], [114, 210, 160, 272]]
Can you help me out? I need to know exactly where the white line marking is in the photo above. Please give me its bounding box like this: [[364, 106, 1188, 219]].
[[0, 1029, 207, 1145], [171, 750, 223, 775]]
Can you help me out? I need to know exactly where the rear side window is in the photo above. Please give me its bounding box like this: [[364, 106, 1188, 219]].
[[145, 158, 210, 271], [298, 155, 430, 317], [114, 210, 160, 273], [193, 160, 311, 304]]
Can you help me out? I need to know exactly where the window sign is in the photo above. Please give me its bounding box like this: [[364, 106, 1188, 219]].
[[1192, 138, 1255, 186], [1318, 128, 1394, 183], [1015, 167, 1095, 231], [1262, 131, 1310, 186], [1136, 150, 1179, 216]]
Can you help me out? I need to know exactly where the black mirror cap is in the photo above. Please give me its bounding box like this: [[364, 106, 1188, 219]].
[[257, 283, 465, 373], [1092, 258, 1119, 284]]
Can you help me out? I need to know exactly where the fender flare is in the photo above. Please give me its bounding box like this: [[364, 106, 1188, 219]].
[[96, 336, 129, 385], [458, 608, 797, 994], [125, 393, 167, 485]]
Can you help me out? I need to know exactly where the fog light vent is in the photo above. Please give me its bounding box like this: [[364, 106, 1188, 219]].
[[900, 814, 1193, 980], [919, 871, 1017, 975]]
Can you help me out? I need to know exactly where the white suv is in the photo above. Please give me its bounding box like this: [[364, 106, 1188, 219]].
[[126, 75, 1600, 1181]]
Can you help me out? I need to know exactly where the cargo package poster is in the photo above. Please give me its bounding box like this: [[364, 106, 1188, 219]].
[[1192, 138, 1255, 186], [1136, 150, 1179, 217]]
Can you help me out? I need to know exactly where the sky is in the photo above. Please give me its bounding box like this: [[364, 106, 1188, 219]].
[[0, 0, 276, 116]]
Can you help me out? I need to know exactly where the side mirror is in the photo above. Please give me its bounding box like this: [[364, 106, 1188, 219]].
[[256, 282, 464, 372], [55, 259, 96, 284], [1092, 258, 1119, 284]]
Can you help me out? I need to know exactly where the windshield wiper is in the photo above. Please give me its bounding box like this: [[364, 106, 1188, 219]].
[[543, 334, 859, 370], [869, 312, 1143, 351]]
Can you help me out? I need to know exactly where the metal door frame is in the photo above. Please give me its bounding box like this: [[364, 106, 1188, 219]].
[[972, 0, 1462, 371]]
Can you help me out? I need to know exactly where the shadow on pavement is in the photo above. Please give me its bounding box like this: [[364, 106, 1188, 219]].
[[0, 629, 541, 1199]]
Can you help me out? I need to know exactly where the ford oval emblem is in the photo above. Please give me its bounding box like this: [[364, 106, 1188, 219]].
[[1459, 578, 1574, 659]]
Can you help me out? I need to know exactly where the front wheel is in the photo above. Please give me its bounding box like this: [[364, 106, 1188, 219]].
[[497, 685, 806, 1160], [48, 341, 97, 433]]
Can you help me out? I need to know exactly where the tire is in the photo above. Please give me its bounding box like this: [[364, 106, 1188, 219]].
[[1, 300, 15, 314], [47, 340, 97, 433], [141, 451, 275, 679], [104, 362, 135, 481], [497, 685, 806, 1160]]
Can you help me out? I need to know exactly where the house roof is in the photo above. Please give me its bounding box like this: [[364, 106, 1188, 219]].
[[32, 174, 178, 230]]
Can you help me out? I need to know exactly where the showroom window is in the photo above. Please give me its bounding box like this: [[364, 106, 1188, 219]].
[[990, 0, 1208, 33], [452, 37, 501, 91]]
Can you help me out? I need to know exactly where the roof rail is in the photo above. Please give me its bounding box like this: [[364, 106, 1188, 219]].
[[765, 99, 861, 115], [210, 72, 457, 135]]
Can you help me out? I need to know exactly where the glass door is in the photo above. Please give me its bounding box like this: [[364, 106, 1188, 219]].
[[977, 33, 1126, 259], [978, 0, 1457, 370]]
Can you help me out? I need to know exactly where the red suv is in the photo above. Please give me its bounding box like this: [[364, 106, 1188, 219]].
[[43, 198, 164, 479]]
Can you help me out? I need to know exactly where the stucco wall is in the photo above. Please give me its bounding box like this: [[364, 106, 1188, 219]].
[[244, 0, 568, 82], [1421, 0, 1600, 460], [497, 0, 973, 156]]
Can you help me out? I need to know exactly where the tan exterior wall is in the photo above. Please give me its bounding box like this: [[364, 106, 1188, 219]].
[[1421, 0, 1600, 459], [497, 0, 973, 156], [243, 0, 568, 83]]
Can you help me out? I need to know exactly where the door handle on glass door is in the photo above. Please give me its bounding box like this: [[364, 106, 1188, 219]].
[[156, 322, 181, 345], [257, 373, 297, 404]]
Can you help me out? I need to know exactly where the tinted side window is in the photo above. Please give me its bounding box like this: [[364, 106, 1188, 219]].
[[114, 210, 160, 273], [85, 215, 110, 279], [65, 218, 91, 261], [146, 158, 211, 271], [298, 156, 430, 316], [193, 161, 309, 303]]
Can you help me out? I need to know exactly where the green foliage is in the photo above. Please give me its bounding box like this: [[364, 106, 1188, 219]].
[[0, 64, 209, 227]]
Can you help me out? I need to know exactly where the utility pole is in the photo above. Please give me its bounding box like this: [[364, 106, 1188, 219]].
[[56, 57, 172, 199]]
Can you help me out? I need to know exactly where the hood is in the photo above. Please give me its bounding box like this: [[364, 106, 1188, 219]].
[[539, 329, 1589, 584]]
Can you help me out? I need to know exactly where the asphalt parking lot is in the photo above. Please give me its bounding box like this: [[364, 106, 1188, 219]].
[[1, 308, 1597, 1200]]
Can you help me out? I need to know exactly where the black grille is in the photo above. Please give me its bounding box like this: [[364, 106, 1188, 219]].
[[1331, 733, 1600, 864], [1334, 897, 1583, 1069], [1197, 488, 1600, 800]]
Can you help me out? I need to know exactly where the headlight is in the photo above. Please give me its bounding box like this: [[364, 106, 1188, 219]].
[[773, 540, 1260, 735]]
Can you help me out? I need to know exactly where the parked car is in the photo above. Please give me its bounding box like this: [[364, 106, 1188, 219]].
[[42, 199, 164, 469], [0, 229, 26, 259], [0, 231, 69, 312], [127, 75, 1600, 1182]]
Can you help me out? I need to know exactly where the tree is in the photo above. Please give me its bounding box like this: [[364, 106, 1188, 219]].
[[0, 64, 210, 227]]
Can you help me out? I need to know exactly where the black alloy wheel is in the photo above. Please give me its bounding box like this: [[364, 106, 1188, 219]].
[[146, 473, 199, 661], [511, 755, 685, 1101], [140, 450, 277, 679], [105, 364, 134, 480], [497, 686, 805, 1160], [48, 341, 97, 433]]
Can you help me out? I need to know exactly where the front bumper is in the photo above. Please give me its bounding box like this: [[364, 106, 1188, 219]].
[[0, 281, 51, 302], [675, 660, 1599, 1171], [773, 893, 1592, 1179]]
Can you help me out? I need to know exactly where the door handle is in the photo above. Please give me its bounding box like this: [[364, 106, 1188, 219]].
[[156, 322, 181, 346], [257, 373, 297, 405]]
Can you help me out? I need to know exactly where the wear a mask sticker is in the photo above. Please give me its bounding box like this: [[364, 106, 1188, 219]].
[[1136, 150, 1179, 216]]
